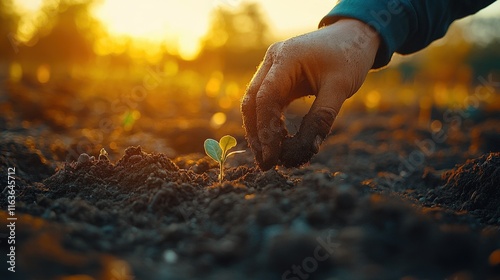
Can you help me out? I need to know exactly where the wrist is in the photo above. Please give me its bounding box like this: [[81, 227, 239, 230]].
[[334, 18, 381, 62]]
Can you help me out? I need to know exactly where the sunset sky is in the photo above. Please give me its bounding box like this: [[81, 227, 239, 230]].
[[90, 0, 337, 41], [11, 0, 500, 59]]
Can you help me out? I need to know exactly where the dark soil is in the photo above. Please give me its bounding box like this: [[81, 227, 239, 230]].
[[1, 105, 500, 280]]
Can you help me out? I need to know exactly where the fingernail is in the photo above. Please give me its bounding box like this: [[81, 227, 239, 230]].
[[312, 135, 323, 154]]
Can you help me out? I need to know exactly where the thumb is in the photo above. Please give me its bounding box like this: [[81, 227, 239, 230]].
[[279, 81, 346, 167]]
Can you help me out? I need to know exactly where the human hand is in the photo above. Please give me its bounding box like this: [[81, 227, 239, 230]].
[[241, 19, 380, 170]]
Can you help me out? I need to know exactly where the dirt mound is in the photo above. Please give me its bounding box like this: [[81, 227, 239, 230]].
[[0, 134, 55, 184], [436, 152, 500, 224]]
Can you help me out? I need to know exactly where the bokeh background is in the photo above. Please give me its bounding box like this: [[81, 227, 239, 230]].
[[1, 0, 499, 161]]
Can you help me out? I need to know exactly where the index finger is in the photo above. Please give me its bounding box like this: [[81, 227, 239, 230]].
[[241, 44, 278, 169], [255, 60, 296, 169]]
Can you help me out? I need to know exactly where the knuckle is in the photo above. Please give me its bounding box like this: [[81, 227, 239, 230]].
[[265, 41, 284, 61], [267, 41, 282, 53], [316, 110, 337, 135], [304, 106, 337, 138]]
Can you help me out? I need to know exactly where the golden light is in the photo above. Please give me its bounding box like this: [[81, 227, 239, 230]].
[[218, 97, 232, 109], [163, 60, 179, 76], [109, 141, 118, 150], [452, 84, 469, 104], [210, 112, 227, 129], [89, 0, 338, 59], [399, 87, 417, 106], [11, 0, 338, 61], [122, 110, 141, 131], [13, 0, 44, 13], [13, 0, 49, 43], [36, 64, 51, 83], [177, 35, 202, 61], [244, 194, 255, 200], [206, 72, 224, 97], [225, 82, 241, 98], [91, 0, 214, 59], [364, 90, 381, 109], [93, 36, 130, 56], [92, 0, 170, 40], [9, 63, 23, 83], [433, 83, 449, 107]]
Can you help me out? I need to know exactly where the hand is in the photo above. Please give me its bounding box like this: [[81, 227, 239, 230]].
[[241, 19, 381, 170]]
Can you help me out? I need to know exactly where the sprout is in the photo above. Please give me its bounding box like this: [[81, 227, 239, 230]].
[[204, 135, 245, 183], [99, 148, 108, 161]]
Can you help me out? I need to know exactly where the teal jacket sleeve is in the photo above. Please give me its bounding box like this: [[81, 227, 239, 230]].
[[319, 0, 496, 68]]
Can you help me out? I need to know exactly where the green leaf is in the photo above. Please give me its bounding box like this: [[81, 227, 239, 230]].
[[219, 135, 237, 158], [204, 139, 222, 162]]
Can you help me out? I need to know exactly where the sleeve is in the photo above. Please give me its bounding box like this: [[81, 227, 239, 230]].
[[319, 0, 496, 69]]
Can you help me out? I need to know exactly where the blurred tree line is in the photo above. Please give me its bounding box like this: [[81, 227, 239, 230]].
[[0, 0, 499, 84], [1, 0, 96, 63], [466, 18, 500, 78], [394, 19, 500, 85], [0, 0, 18, 58], [196, 2, 270, 75], [0, 0, 271, 80]]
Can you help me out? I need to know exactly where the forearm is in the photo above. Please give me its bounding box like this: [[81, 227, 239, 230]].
[[320, 0, 496, 68]]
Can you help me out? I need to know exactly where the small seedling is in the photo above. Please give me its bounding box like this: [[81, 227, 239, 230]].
[[204, 135, 245, 183], [98, 148, 108, 161]]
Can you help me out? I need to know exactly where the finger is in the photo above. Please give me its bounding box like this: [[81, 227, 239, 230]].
[[255, 60, 296, 169], [280, 79, 346, 167], [287, 78, 315, 104], [241, 43, 279, 169]]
